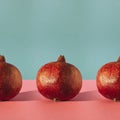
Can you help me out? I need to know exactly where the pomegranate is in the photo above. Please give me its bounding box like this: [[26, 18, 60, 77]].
[[96, 57, 120, 101], [36, 55, 82, 101], [0, 55, 22, 101]]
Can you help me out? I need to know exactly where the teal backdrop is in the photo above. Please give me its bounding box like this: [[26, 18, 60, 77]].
[[0, 0, 120, 80]]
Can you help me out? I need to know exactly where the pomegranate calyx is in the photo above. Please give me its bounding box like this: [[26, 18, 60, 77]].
[[0, 55, 5, 62], [117, 56, 120, 62], [57, 55, 66, 62]]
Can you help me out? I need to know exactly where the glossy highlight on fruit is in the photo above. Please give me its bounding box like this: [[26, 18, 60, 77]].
[[36, 55, 82, 101], [96, 57, 120, 101], [0, 55, 22, 101]]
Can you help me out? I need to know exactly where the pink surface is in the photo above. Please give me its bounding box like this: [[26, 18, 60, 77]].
[[1, 80, 120, 120]]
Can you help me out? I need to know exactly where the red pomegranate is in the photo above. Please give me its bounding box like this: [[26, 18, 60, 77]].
[[96, 57, 120, 101], [36, 55, 82, 101], [0, 55, 22, 101]]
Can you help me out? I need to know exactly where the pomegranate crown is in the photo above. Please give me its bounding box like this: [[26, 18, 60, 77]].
[[0, 55, 5, 62], [57, 55, 66, 62], [117, 56, 120, 62]]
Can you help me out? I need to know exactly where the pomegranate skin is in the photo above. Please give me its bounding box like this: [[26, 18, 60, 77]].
[[36, 55, 82, 101], [0, 56, 22, 101], [96, 57, 120, 101]]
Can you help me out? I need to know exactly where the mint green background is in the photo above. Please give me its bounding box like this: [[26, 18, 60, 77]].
[[0, 0, 120, 80]]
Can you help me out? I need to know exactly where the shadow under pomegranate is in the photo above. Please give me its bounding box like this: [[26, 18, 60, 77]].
[[11, 90, 101, 102], [11, 90, 42, 101], [71, 90, 101, 101]]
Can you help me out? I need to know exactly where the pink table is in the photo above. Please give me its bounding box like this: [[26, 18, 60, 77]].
[[0, 80, 120, 120]]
